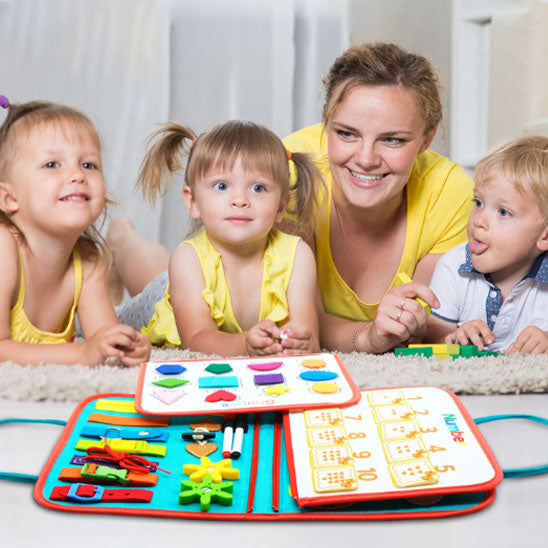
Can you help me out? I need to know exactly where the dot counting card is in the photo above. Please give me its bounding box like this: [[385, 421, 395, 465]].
[[135, 353, 361, 416], [284, 386, 503, 507]]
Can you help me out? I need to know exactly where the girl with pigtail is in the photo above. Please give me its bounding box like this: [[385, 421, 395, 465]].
[[111, 120, 325, 356]]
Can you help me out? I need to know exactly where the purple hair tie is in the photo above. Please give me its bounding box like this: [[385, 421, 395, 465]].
[[0, 95, 9, 109]]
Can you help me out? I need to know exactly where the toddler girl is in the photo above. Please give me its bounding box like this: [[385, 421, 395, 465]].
[[0, 97, 151, 365], [116, 120, 324, 356]]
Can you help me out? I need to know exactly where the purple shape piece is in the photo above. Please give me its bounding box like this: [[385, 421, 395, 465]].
[[254, 373, 284, 386]]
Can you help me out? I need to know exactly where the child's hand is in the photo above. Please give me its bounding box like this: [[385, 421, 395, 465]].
[[118, 331, 152, 367], [244, 320, 283, 356], [81, 324, 149, 366], [275, 326, 318, 355], [444, 320, 495, 351], [506, 326, 548, 355]]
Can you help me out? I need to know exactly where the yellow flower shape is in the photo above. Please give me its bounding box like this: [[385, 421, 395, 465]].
[[183, 457, 240, 484]]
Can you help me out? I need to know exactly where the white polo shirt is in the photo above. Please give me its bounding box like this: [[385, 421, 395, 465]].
[[430, 243, 548, 352]]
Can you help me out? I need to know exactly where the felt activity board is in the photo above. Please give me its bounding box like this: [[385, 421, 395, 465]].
[[33, 393, 498, 521], [284, 386, 503, 507], [135, 353, 360, 416]]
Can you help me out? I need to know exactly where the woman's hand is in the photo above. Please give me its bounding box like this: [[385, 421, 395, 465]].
[[445, 320, 494, 351], [356, 282, 439, 353]]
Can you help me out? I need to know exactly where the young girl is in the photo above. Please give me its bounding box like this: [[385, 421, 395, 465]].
[[0, 97, 151, 366], [116, 119, 323, 356]]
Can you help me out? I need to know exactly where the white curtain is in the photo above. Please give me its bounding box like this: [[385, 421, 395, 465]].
[[0, 0, 349, 251]]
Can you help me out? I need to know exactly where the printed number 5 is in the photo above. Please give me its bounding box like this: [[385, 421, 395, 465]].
[[434, 465, 455, 473]]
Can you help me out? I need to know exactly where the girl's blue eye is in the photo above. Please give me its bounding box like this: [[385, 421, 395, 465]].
[[251, 183, 266, 193], [44, 161, 59, 168], [82, 162, 97, 170], [498, 208, 511, 218], [473, 198, 483, 208], [213, 181, 228, 191]]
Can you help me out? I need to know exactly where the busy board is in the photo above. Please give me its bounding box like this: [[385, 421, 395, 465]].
[[135, 353, 361, 416]]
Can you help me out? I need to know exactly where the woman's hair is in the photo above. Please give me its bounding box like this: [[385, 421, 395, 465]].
[[136, 119, 325, 237], [474, 135, 548, 217], [322, 42, 442, 135], [0, 100, 109, 257]]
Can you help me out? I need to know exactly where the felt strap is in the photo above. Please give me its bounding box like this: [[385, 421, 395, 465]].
[[474, 414, 548, 478], [0, 418, 66, 483]]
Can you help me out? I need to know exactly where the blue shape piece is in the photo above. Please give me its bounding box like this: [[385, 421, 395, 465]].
[[254, 373, 284, 386], [299, 370, 339, 382], [155, 364, 187, 375], [198, 376, 239, 389]]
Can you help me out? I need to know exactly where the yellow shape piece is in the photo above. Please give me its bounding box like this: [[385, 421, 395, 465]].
[[183, 457, 240, 484], [264, 384, 292, 396], [95, 399, 136, 413], [301, 359, 327, 369], [311, 381, 339, 394], [408, 343, 459, 356], [394, 272, 431, 316]]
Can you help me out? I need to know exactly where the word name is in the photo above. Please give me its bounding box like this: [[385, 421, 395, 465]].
[[442, 414, 467, 445]]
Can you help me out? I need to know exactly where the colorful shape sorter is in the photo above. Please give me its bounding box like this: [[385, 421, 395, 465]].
[[135, 353, 360, 416]]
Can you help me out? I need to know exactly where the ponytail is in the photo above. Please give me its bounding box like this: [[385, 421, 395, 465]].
[[136, 122, 197, 206]]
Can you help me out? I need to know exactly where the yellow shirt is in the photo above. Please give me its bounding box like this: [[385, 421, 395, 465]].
[[10, 247, 82, 344], [142, 229, 300, 346], [284, 123, 474, 321]]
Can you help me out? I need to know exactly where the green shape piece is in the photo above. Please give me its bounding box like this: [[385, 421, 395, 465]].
[[459, 345, 479, 358], [394, 347, 433, 357], [205, 363, 233, 375], [477, 350, 501, 357], [152, 378, 189, 388], [81, 464, 129, 484], [179, 476, 234, 512]]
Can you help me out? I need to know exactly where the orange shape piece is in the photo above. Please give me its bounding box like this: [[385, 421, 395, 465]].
[[301, 359, 327, 369]]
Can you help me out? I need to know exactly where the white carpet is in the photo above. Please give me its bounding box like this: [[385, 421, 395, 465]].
[[1, 348, 548, 402]]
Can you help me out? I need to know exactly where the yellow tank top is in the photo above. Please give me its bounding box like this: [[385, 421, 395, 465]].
[[10, 247, 82, 344], [283, 123, 473, 322], [142, 229, 300, 347]]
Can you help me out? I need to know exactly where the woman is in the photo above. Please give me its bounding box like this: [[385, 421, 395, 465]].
[[108, 41, 473, 354], [283, 42, 473, 353]]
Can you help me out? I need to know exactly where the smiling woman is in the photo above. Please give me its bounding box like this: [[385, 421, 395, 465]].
[[283, 42, 474, 354]]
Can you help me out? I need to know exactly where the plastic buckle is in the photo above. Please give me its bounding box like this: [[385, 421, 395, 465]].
[[67, 483, 104, 502], [81, 463, 130, 484]]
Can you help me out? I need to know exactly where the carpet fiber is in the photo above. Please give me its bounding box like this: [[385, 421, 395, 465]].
[[2, 348, 548, 402]]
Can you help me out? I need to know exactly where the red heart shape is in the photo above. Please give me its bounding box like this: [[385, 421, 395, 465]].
[[205, 389, 237, 402]]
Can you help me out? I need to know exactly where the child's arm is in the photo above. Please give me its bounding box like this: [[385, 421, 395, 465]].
[[277, 240, 319, 354], [506, 326, 548, 354], [170, 243, 283, 356], [0, 233, 149, 366], [76, 253, 151, 366]]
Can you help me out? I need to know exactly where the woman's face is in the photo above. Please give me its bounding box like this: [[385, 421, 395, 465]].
[[326, 84, 435, 212]]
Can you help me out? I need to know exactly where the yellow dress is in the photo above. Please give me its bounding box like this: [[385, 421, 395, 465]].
[[142, 229, 300, 347], [283, 123, 474, 321], [10, 247, 82, 343]]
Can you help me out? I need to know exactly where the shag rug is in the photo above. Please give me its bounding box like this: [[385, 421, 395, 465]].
[[1, 348, 548, 402]]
